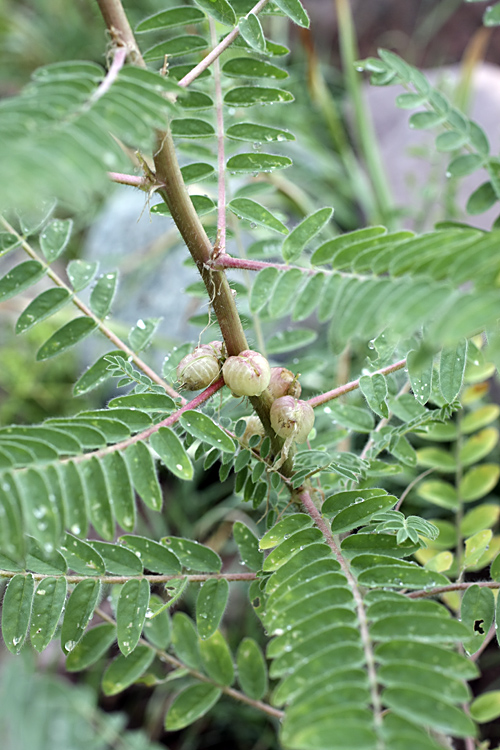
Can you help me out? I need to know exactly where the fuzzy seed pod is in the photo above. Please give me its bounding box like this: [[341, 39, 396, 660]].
[[177, 346, 221, 390], [241, 415, 266, 447], [267, 367, 302, 400], [222, 350, 271, 397], [270, 396, 315, 444]]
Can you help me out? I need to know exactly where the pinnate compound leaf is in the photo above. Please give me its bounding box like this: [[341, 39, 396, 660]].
[[16, 288, 71, 334], [180, 410, 235, 452], [119, 535, 181, 574], [36, 318, 97, 360], [102, 645, 155, 696], [1, 574, 34, 653], [67, 260, 99, 291], [199, 630, 234, 684], [237, 637, 268, 699], [238, 13, 266, 52], [61, 579, 101, 654], [136, 6, 206, 31], [117, 578, 150, 656], [66, 623, 116, 672], [197, 578, 229, 639], [162, 536, 222, 572], [150, 427, 193, 480], [165, 684, 222, 730], [229, 198, 288, 234], [124, 442, 163, 512], [439, 340, 467, 403], [39, 218, 72, 262], [233, 521, 263, 570], [282, 208, 333, 263], [30, 577, 67, 652]]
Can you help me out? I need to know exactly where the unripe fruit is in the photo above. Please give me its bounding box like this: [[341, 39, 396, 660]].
[[222, 350, 271, 397], [177, 345, 222, 390], [267, 367, 301, 400], [270, 396, 315, 444], [241, 415, 265, 447]]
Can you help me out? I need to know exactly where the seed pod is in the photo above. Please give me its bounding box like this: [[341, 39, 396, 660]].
[[177, 346, 221, 390], [222, 350, 271, 397], [206, 340, 225, 360], [270, 396, 315, 444], [241, 415, 266, 447], [267, 367, 301, 400]]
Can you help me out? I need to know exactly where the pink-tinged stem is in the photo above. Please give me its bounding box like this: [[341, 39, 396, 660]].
[[108, 172, 148, 187], [178, 0, 272, 88], [307, 358, 407, 409], [210, 19, 227, 254], [211, 253, 298, 273], [88, 46, 127, 105]]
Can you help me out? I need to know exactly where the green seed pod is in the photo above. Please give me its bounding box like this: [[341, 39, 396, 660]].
[[267, 367, 301, 400], [241, 415, 266, 447], [177, 345, 221, 390], [270, 396, 315, 444], [222, 350, 271, 397]]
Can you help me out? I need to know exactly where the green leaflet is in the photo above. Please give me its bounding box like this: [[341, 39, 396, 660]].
[[150, 427, 194, 480], [180, 162, 214, 183], [459, 464, 500, 502], [119, 535, 181, 574], [484, 3, 500, 25], [170, 117, 215, 137], [382, 688, 475, 738], [162, 536, 222, 572], [151, 195, 215, 216], [89, 541, 143, 576], [224, 86, 294, 107], [193, 0, 236, 26], [282, 208, 334, 263], [16, 288, 71, 334], [237, 637, 268, 700], [180, 410, 235, 452], [233, 521, 263, 570], [60, 579, 101, 654], [135, 6, 206, 31], [226, 122, 294, 142], [229, 198, 288, 234], [143, 35, 208, 62], [407, 348, 433, 405], [263, 528, 324, 571], [471, 691, 500, 722], [439, 340, 467, 402], [124, 442, 163, 511], [460, 427, 498, 466], [66, 623, 116, 672], [359, 373, 389, 418], [196, 578, 229, 639], [108, 392, 175, 411], [60, 532, 106, 576], [273, 0, 309, 27], [77, 457, 114, 540], [143, 594, 172, 650], [165, 684, 222, 730], [327, 402, 375, 433], [222, 57, 288, 79], [101, 452, 136, 532], [1, 574, 34, 653], [461, 584, 495, 656], [73, 350, 126, 396], [102, 645, 155, 696], [311, 226, 386, 265], [330, 494, 397, 534], [0, 261, 45, 302], [89, 270, 118, 317], [39, 218, 73, 262], [15, 468, 61, 550], [172, 612, 201, 669], [36, 317, 97, 360], [67, 260, 99, 291], [267, 328, 317, 354], [199, 630, 234, 685], [250, 267, 279, 313], [227, 152, 292, 174], [128, 317, 161, 352], [116, 578, 150, 656], [260, 513, 313, 549], [30, 576, 67, 652], [267, 269, 305, 318], [238, 13, 266, 52], [26, 535, 67, 575], [0, 483, 25, 562]]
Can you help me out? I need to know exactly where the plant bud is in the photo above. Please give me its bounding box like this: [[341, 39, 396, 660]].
[[222, 350, 271, 397], [177, 346, 221, 390], [270, 396, 315, 444], [267, 367, 301, 400], [241, 415, 266, 447]]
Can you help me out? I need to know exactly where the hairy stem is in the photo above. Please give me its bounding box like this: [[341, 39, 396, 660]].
[[409, 580, 500, 599], [307, 359, 407, 408], [0, 571, 257, 584], [95, 607, 284, 720], [0, 216, 182, 401], [210, 18, 227, 255], [87, 46, 127, 106]]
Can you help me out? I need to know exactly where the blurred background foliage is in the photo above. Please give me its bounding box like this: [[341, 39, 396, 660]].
[[2, 1, 500, 748]]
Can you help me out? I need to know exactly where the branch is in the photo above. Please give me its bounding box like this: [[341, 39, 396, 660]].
[[95, 606, 284, 721], [0, 570, 256, 584], [108, 172, 150, 188], [178, 0, 272, 88], [209, 252, 372, 282], [210, 18, 227, 256], [307, 358, 407, 408], [87, 46, 127, 106], [408, 580, 500, 599], [0, 216, 183, 402]]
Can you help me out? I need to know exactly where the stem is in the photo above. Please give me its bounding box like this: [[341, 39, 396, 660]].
[[210, 252, 369, 282], [307, 358, 407, 408], [95, 0, 144, 64], [95, 606, 284, 721], [210, 18, 227, 255], [298, 489, 383, 735], [394, 467, 434, 512], [178, 0, 272, 88], [108, 172, 149, 188], [0, 216, 183, 402], [87, 46, 127, 106], [360, 380, 410, 461], [409, 580, 500, 599], [0, 570, 256, 584]]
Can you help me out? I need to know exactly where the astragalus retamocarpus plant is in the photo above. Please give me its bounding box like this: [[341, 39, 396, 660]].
[[2, 0, 500, 747]]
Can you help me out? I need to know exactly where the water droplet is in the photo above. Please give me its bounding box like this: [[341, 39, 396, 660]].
[[65, 640, 77, 652]]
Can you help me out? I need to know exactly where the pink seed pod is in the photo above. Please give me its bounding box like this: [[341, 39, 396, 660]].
[[270, 396, 315, 444], [241, 415, 266, 447], [205, 340, 225, 360], [222, 350, 271, 397], [267, 367, 302, 400], [177, 346, 221, 390]]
